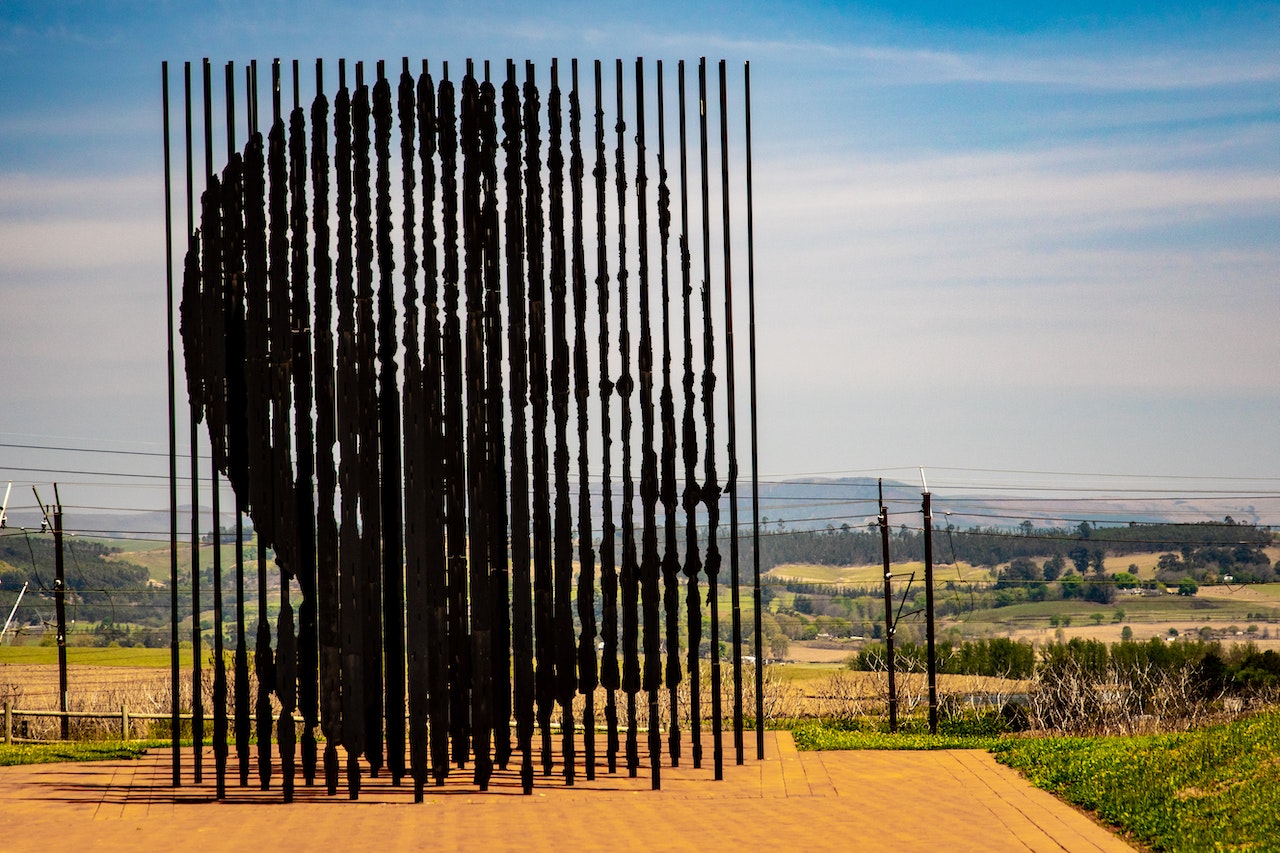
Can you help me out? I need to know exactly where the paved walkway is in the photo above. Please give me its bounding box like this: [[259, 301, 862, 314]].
[[0, 733, 1133, 852]]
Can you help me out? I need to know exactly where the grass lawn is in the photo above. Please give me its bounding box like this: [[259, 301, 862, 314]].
[[792, 709, 1280, 852], [0, 646, 193, 667], [994, 710, 1280, 852], [0, 741, 160, 766]]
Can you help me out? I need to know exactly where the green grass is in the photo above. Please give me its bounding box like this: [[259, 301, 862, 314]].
[[960, 589, 1274, 628], [0, 740, 159, 766], [790, 714, 1009, 750], [768, 661, 847, 684], [793, 709, 1280, 850], [0, 646, 193, 667], [992, 711, 1280, 852]]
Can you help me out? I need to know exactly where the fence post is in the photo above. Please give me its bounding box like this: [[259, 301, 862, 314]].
[[122, 705, 130, 742], [4, 701, 10, 744]]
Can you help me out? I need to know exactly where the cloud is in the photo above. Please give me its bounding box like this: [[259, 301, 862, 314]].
[[0, 173, 159, 276], [748, 139, 1280, 394]]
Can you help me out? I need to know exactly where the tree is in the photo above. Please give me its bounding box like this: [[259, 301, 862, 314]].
[[1084, 580, 1116, 604], [1043, 554, 1065, 582], [1114, 572, 1139, 590], [1121, 625, 1133, 641], [1178, 577, 1199, 596], [996, 556, 1042, 589], [1068, 546, 1090, 574]]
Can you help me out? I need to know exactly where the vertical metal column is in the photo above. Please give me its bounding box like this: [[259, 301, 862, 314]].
[[878, 479, 898, 732], [922, 472, 938, 735], [743, 60, 764, 760], [162, 60, 183, 785], [182, 58, 205, 784], [717, 59, 743, 766]]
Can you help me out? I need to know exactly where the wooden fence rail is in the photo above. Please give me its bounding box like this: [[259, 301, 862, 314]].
[[2, 701, 304, 744]]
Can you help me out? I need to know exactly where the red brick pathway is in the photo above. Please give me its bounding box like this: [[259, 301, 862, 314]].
[[0, 732, 1133, 851]]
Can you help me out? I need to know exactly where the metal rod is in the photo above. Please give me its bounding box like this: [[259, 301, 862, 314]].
[[287, 57, 317, 791], [923, 482, 938, 735], [183, 58, 205, 785], [202, 57, 228, 800], [526, 58, 555, 779], [479, 67, 509, 780], [418, 60, 451, 789], [655, 59, 683, 769], [568, 57, 598, 783], [548, 57, 578, 785], [592, 59, 620, 776], [437, 66, 470, 773], [635, 56, 662, 791], [615, 56, 640, 780], [226, 59, 252, 790], [310, 55, 343, 798], [51, 489, 68, 740], [503, 57, 534, 795], [698, 57, 724, 781], [878, 479, 898, 732], [676, 59, 703, 771], [400, 55, 428, 802], [373, 61, 406, 787], [718, 58, 743, 766], [162, 60, 183, 786], [743, 60, 764, 759], [334, 57, 367, 799], [460, 65, 493, 789]]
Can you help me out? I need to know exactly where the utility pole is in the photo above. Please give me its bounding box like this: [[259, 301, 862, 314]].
[[921, 468, 938, 735], [877, 479, 898, 732], [36, 486, 69, 740]]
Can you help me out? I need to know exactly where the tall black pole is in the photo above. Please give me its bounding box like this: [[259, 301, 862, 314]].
[[698, 57, 725, 782], [615, 57, 640, 780], [353, 62, 385, 781], [878, 479, 897, 732], [202, 57, 228, 801], [569, 57, 598, 783], [46, 488, 68, 741], [401, 56, 428, 802], [636, 56, 663, 792], [311, 57, 342, 797], [717, 59, 743, 766], [655, 59, 683, 769], [503, 58, 535, 795], [374, 61, 406, 787], [676, 60, 703, 771], [548, 58, 578, 784], [480, 66, 510, 779], [335, 58, 367, 800], [592, 60, 620, 776], [438, 64, 471, 772], [743, 60, 764, 759], [289, 58, 318, 791], [226, 60, 252, 791], [461, 62, 493, 790], [418, 60, 451, 789], [922, 471, 938, 735], [163, 61, 183, 786], [183, 59, 205, 784], [526, 59, 555, 779]]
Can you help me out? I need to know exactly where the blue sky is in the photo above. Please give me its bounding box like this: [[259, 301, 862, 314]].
[[1, 1, 1277, 520]]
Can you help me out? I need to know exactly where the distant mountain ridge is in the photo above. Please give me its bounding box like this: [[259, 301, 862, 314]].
[[4, 476, 1266, 543]]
